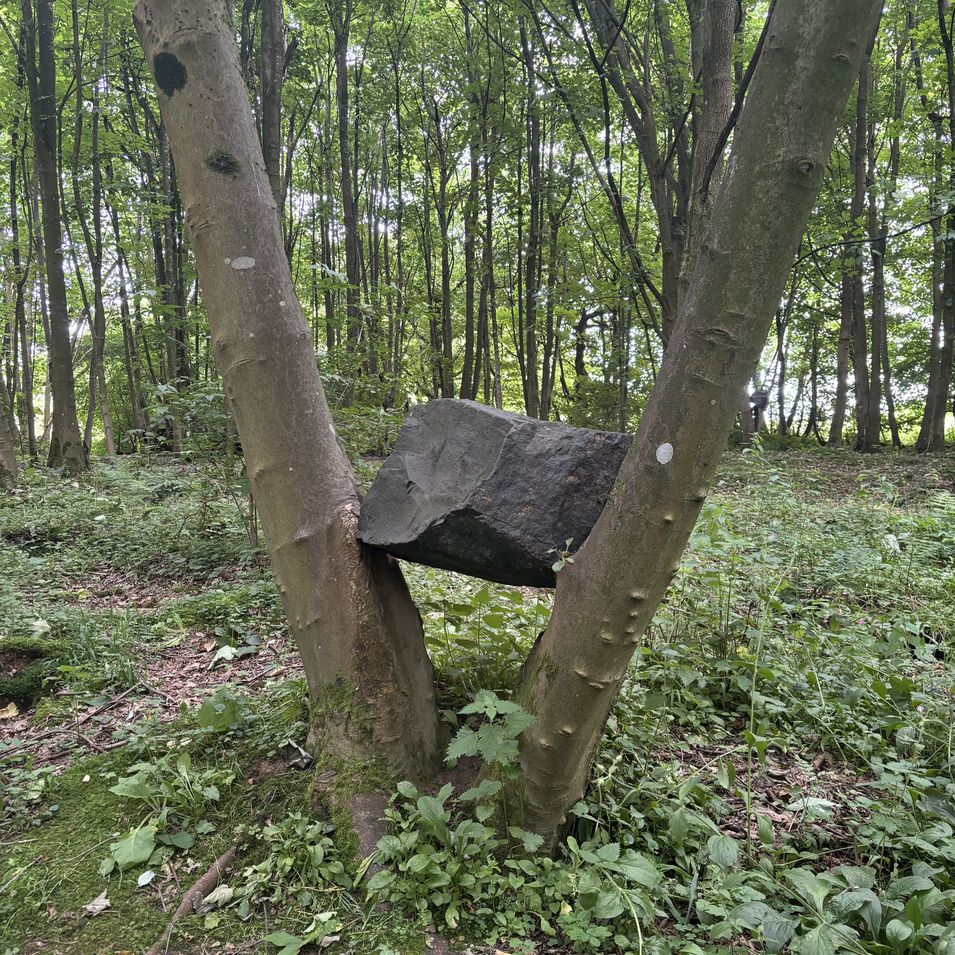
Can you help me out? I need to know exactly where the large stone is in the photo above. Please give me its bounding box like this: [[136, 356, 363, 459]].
[[357, 400, 632, 586]]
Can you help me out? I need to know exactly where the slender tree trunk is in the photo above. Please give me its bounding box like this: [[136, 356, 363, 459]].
[[917, 2, 955, 451], [486, 131, 503, 409], [0, 381, 16, 488], [20, 0, 86, 472], [459, 5, 480, 401], [829, 56, 874, 447], [9, 100, 36, 460], [883, 332, 901, 447], [331, 2, 363, 384], [135, 0, 439, 779], [680, 0, 736, 300], [829, 270, 853, 446], [509, 0, 880, 846], [260, 0, 285, 215], [520, 21, 541, 418], [865, 143, 885, 452], [73, 10, 115, 460], [776, 314, 788, 436], [105, 166, 148, 436], [851, 56, 873, 449]]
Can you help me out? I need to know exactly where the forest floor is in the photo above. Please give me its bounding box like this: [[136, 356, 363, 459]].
[[1, 447, 954, 955]]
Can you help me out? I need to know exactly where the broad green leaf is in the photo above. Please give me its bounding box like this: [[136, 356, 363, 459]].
[[111, 825, 157, 871], [707, 834, 739, 871], [262, 931, 306, 955], [796, 923, 839, 955], [366, 870, 396, 892], [611, 851, 661, 888], [886, 919, 913, 944], [785, 868, 832, 914], [109, 777, 155, 801], [593, 889, 626, 920]]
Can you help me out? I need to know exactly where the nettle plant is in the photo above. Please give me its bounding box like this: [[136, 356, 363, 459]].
[[366, 692, 663, 953]]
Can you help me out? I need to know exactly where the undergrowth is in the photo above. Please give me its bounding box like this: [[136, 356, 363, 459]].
[[0, 448, 953, 953]]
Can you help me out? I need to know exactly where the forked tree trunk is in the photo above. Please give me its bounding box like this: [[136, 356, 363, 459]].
[[510, 0, 881, 846], [134, 0, 440, 781]]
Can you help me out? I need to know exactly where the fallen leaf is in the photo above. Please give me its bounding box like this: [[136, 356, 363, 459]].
[[83, 890, 111, 917], [198, 883, 233, 913]]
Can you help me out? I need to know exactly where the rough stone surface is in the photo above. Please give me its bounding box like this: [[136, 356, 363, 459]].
[[357, 400, 632, 586]]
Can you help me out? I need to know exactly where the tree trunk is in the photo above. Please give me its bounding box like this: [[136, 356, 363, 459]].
[[459, 5, 480, 401], [9, 94, 36, 460], [260, 0, 285, 214], [73, 7, 116, 460], [520, 21, 542, 418], [0, 382, 16, 488], [680, 0, 736, 300], [829, 56, 874, 448], [850, 56, 873, 449], [330, 1, 363, 379], [20, 0, 86, 472], [134, 0, 439, 781], [917, 2, 955, 452], [510, 0, 880, 846]]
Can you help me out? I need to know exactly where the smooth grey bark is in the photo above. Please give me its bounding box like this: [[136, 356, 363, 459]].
[[134, 0, 439, 781], [510, 0, 882, 846], [20, 0, 86, 472]]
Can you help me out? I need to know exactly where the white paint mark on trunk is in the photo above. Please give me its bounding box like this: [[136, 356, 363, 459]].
[[656, 442, 674, 465], [230, 256, 256, 270]]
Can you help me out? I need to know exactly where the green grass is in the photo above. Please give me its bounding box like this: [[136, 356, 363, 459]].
[[1, 449, 954, 954]]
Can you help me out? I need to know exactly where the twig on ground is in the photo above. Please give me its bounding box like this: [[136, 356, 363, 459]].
[[3, 684, 143, 757]]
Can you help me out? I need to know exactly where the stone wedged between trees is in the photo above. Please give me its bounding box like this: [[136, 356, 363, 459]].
[[357, 400, 632, 587]]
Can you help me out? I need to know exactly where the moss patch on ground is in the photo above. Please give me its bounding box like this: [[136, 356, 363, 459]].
[[0, 636, 67, 707]]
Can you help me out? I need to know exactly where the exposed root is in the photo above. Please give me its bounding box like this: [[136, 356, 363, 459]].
[[146, 844, 238, 955]]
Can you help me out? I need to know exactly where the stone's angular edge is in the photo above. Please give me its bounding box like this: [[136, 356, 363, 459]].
[[357, 399, 632, 587]]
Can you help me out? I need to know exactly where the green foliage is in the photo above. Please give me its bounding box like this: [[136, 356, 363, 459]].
[[99, 749, 234, 877], [367, 693, 662, 951], [3, 451, 955, 953], [446, 689, 537, 767], [0, 635, 66, 707], [233, 812, 350, 917]]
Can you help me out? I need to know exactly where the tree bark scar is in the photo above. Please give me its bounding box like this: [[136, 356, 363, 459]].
[[154, 52, 187, 96]]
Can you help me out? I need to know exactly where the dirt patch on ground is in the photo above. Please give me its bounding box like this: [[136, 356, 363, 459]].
[[0, 629, 302, 772], [0, 648, 42, 677]]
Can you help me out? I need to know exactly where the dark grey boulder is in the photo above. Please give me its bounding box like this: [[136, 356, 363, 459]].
[[357, 400, 632, 587]]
